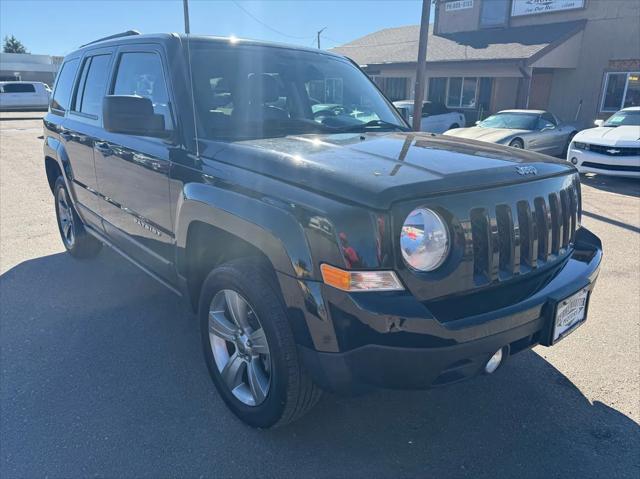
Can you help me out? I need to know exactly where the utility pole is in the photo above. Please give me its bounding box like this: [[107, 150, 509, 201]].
[[183, 0, 191, 34], [412, 0, 431, 131], [317, 27, 326, 49]]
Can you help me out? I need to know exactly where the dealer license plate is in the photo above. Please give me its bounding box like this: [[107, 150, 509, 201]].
[[553, 288, 589, 342]]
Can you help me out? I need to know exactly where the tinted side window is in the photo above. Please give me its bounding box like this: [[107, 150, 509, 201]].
[[422, 102, 435, 116], [3, 83, 36, 93], [112, 52, 173, 129], [422, 102, 448, 116], [75, 54, 111, 117], [537, 116, 554, 130], [542, 112, 557, 125], [51, 59, 79, 113]]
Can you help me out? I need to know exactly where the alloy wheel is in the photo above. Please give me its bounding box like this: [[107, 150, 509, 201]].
[[208, 289, 272, 406], [57, 187, 75, 248]]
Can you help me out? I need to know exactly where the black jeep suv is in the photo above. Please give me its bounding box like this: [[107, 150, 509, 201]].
[[43, 32, 602, 428]]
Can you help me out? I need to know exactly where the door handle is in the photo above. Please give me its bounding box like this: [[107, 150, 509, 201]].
[[94, 141, 113, 155], [59, 127, 72, 140]]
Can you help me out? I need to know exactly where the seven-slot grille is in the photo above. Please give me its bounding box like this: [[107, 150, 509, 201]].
[[469, 179, 580, 284]]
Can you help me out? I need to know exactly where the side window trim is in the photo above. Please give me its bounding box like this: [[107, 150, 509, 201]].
[[50, 57, 81, 116], [109, 45, 178, 137], [69, 47, 115, 122], [71, 57, 92, 115]]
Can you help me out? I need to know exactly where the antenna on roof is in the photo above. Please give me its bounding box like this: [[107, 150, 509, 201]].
[[80, 30, 141, 48]]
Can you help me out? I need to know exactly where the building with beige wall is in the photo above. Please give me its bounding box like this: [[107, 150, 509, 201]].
[[332, 0, 640, 128]]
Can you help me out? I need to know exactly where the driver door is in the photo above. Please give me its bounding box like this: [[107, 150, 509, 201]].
[[93, 45, 176, 281], [534, 113, 563, 156]]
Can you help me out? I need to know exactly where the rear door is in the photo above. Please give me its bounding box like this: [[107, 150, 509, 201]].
[[93, 45, 176, 281], [535, 112, 564, 156], [63, 48, 114, 225]]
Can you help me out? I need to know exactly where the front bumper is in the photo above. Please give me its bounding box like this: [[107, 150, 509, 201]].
[[567, 148, 640, 178], [295, 227, 602, 394]]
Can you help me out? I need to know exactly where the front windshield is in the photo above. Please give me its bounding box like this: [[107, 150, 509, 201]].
[[603, 110, 640, 127], [189, 42, 407, 140], [479, 113, 539, 130]]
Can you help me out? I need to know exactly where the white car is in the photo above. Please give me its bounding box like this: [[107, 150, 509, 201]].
[[567, 107, 640, 178], [0, 81, 51, 111], [393, 100, 465, 134]]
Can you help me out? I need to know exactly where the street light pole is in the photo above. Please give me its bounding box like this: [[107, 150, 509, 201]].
[[317, 27, 326, 49], [183, 0, 191, 34], [412, 0, 431, 131]]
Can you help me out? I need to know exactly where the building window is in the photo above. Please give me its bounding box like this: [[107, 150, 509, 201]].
[[480, 0, 510, 28], [601, 72, 640, 111], [428, 78, 447, 104], [373, 77, 408, 102], [446, 77, 478, 108]]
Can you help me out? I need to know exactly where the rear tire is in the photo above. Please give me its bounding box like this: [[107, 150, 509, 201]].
[[54, 176, 102, 258], [509, 139, 524, 149], [199, 258, 322, 428], [450, 123, 460, 129]]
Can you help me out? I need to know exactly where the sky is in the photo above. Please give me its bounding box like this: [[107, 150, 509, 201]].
[[0, 0, 429, 56]]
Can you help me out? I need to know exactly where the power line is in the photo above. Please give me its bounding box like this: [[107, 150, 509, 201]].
[[231, 1, 314, 40]]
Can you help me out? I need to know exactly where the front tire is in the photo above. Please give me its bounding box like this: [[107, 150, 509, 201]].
[[199, 258, 321, 428], [509, 139, 524, 149], [54, 177, 102, 258]]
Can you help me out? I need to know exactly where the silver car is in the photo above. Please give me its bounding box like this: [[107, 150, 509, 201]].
[[444, 109, 578, 157]]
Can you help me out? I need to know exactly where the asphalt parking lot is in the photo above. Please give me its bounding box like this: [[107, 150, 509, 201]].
[[1, 113, 639, 478]]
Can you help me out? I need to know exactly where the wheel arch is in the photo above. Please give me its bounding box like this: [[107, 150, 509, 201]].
[[43, 135, 72, 193], [175, 183, 315, 310], [44, 156, 62, 193], [509, 137, 525, 148]]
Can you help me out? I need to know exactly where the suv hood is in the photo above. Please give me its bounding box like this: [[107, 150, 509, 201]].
[[207, 132, 575, 210]]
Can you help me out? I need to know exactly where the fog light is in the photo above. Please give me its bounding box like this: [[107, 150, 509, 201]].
[[571, 157, 578, 165], [484, 348, 504, 374]]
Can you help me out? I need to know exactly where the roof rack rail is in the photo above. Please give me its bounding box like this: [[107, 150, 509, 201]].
[[80, 30, 141, 48]]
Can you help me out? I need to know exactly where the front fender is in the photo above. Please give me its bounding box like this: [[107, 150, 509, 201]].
[[174, 182, 314, 279]]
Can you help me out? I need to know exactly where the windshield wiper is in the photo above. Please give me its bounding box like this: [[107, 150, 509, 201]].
[[338, 120, 409, 133]]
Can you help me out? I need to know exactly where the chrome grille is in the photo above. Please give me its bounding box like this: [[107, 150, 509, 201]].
[[469, 179, 579, 284]]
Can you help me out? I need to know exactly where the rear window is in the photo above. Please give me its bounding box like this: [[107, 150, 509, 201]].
[[422, 102, 449, 116], [51, 59, 79, 113], [2, 83, 36, 93], [74, 54, 112, 117]]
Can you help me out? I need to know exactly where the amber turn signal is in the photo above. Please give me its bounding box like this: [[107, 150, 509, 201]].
[[320, 264, 404, 292]]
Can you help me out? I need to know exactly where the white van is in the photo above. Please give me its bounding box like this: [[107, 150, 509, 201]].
[[0, 81, 51, 111]]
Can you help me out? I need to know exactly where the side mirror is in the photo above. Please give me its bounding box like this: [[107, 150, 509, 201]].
[[103, 95, 168, 137], [594, 119, 604, 127]]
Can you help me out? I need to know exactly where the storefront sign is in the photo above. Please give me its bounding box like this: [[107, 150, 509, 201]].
[[511, 0, 584, 17], [445, 0, 473, 12]]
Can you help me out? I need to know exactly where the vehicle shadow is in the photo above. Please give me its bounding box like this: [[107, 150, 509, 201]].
[[1, 250, 638, 478], [581, 173, 640, 198]]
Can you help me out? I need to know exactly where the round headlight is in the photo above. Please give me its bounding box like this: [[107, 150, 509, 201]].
[[400, 208, 450, 271]]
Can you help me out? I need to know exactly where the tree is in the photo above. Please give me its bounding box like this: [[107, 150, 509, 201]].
[[3, 35, 28, 54]]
